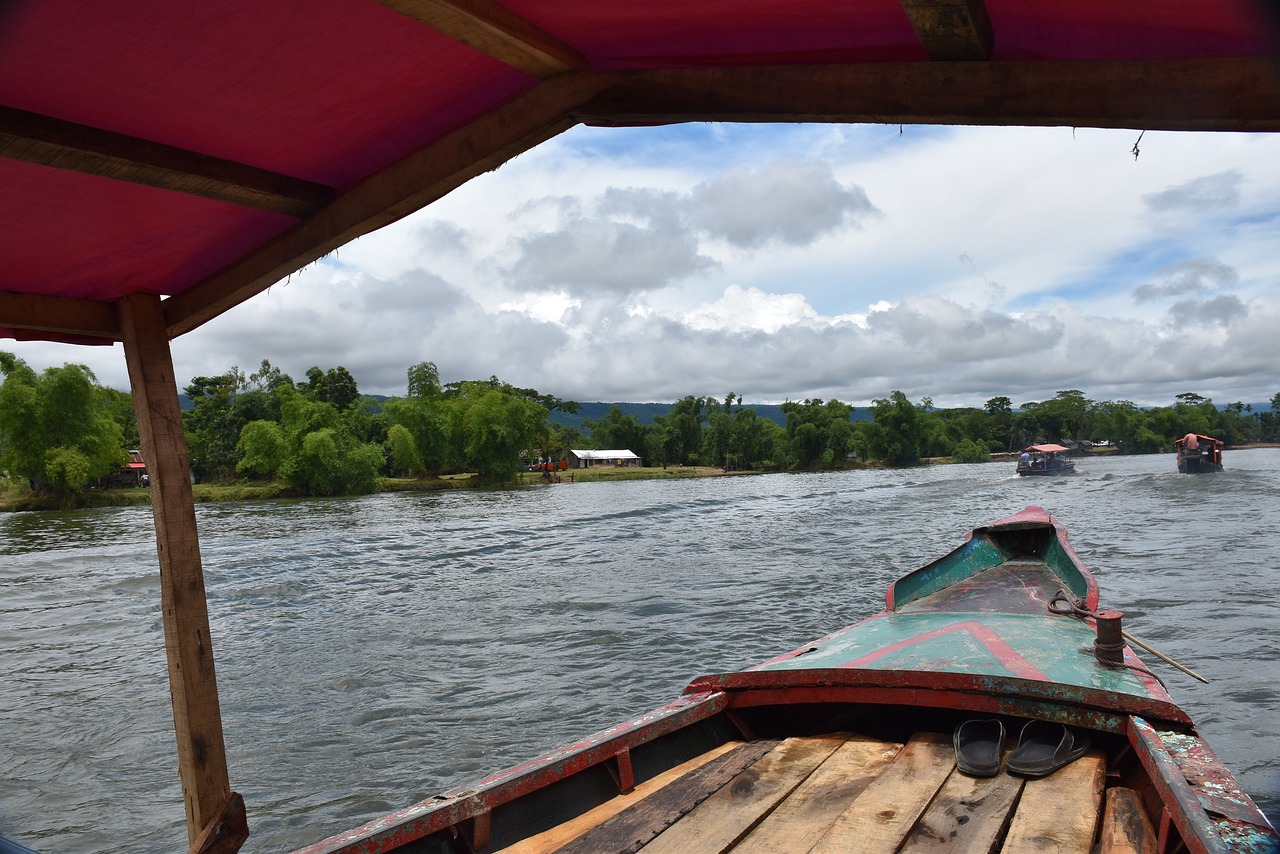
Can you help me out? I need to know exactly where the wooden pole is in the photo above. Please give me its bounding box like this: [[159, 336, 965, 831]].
[[118, 293, 247, 852]]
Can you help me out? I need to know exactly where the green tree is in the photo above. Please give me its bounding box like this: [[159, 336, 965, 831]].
[[951, 438, 991, 464], [1256, 393, 1280, 442], [236, 420, 287, 477], [780, 398, 855, 468], [984, 396, 1014, 450], [297, 365, 361, 411], [291, 428, 341, 495], [276, 386, 385, 495], [584, 405, 648, 455], [456, 387, 546, 484], [665, 396, 710, 465], [0, 354, 127, 502], [406, 361, 442, 400], [43, 446, 93, 496], [1037, 390, 1091, 441], [385, 396, 454, 476], [386, 423, 424, 476], [869, 391, 921, 466], [1090, 400, 1142, 451], [183, 372, 245, 482]]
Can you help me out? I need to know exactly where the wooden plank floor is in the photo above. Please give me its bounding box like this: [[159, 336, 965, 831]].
[[497, 732, 1110, 854]]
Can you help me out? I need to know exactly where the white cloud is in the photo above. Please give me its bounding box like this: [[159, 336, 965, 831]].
[[679, 285, 821, 333], [7, 124, 1280, 409]]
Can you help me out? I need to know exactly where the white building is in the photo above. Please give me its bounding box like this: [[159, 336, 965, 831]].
[[568, 449, 641, 468]]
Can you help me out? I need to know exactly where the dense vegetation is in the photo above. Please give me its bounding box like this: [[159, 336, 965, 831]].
[[3, 350, 1279, 505]]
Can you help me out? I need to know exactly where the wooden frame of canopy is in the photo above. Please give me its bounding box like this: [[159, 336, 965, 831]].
[[3, 2, 1279, 851]]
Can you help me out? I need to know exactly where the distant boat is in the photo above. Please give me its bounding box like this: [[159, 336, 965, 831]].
[[296, 507, 1279, 854], [1016, 443, 1076, 476], [1175, 433, 1224, 474]]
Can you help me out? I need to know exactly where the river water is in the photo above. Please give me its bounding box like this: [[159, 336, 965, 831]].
[[2, 450, 1278, 852]]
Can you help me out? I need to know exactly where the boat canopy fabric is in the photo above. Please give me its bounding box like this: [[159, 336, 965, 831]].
[[3, 0, 1280, 345], [1027, 444, 1072, 453]]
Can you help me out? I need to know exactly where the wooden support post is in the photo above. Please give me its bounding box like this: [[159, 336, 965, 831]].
[[118, 293, 247, 852]]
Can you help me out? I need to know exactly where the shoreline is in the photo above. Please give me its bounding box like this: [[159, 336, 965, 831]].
[[5, 445, 1279, 513], [0, 465, 769, 513]]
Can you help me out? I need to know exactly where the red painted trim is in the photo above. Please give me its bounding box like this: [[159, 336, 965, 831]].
[[685, 669, 1192, 726], [836, 619, 1048, 681]]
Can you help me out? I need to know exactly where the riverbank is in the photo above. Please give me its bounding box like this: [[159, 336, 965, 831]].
[[8, 445, 1278, 512], [0, 466, 762, 512]]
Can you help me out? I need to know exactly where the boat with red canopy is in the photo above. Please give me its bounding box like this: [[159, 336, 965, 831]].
[[295, 506, 1278, 854], [1176, 434, 1225, 474], [1016, 444, 1076, 476]]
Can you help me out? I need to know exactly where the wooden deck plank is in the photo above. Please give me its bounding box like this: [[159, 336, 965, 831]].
[[1098, 787, 1157, 854], [899, 768, 1024, 853], [497, 741, 745, 854], [1000, 750, 1106, 853], [638, 734, 850, 854], [733, 735, 903, 854], [808, 731, 956, 854], [550, 739, 780, 854]]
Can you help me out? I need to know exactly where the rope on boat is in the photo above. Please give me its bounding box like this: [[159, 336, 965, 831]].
[[1048, 589, 1210, 685]]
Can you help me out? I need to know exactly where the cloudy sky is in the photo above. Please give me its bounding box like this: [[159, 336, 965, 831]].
[[9, 122, 1280, 409]]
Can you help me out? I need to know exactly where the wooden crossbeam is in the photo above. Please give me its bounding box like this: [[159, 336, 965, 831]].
[[380, 0, 589, 77], [0, 290, 121, 340], [900, 0, 994, 61], [576, 58, 1280, 132], [0, 105, 333, 217]]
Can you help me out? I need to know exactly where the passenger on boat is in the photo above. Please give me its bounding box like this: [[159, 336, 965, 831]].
[[1183, 432, 1199, 450], [1019, 451, 1031, 466]]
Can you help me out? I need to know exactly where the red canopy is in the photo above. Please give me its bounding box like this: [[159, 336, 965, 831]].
[[3, 0, 1279, 345]]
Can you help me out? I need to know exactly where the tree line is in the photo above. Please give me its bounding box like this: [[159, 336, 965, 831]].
[[3, 350, 1279, 504]]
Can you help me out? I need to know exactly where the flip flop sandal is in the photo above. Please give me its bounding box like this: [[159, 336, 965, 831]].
[[953, 718, 1005, 777], [1006, 720, 1090, 777]]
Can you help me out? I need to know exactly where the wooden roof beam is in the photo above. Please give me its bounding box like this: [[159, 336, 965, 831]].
[[162, 71, 614, 338], [380, 0, 590, 77], [0, 106, 334, 217], [0, 290, 121, 340], [900, 0, 993, 61], [574, 58, 1280, 132]]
